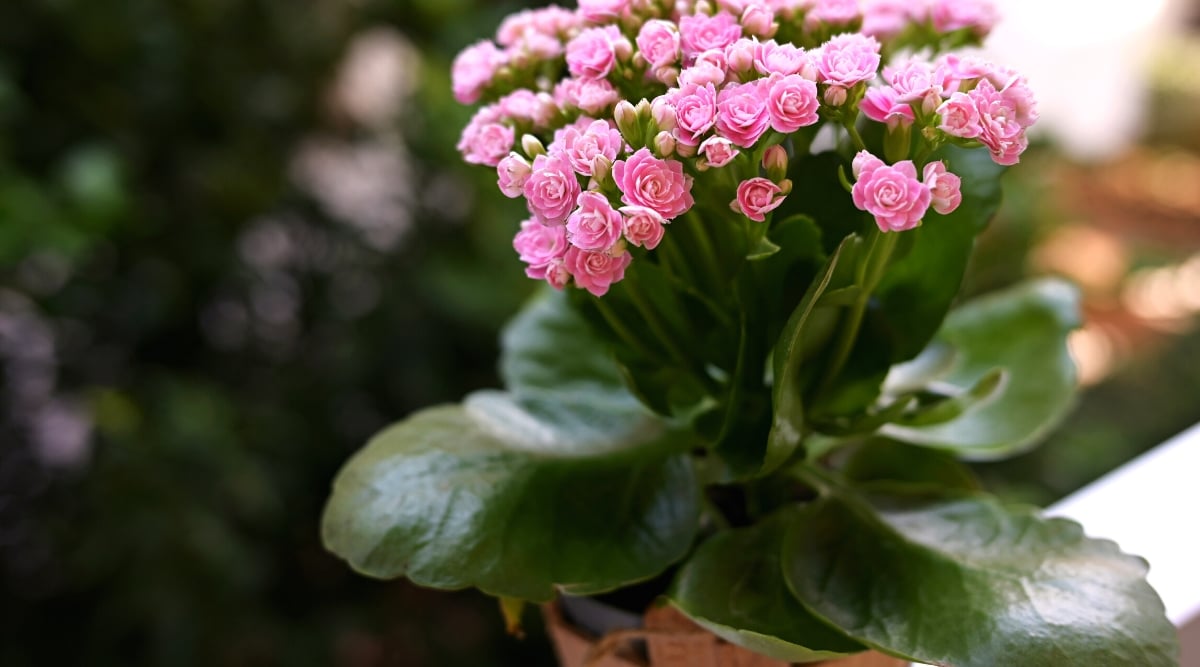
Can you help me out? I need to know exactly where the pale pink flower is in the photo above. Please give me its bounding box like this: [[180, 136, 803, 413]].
[[754, 40, 810, 77], [724, 38, 758, 73], [808, 0, 860, 28], [937, 92, 982, 138], [637, 20, 681, 69], [852, 150, 885, 178], [861, 86, 915, 128], [509, 32, 565, 62], [936, 53, 993, 94], [741, 4, 778, 38], [733, 177, 786, 222], [555, 78, 621, 115], [672, 82, 719, 146], [969, 78, 1028, 165], [457, 117, 515, 167], [767, 73, 820, 133], [579, 0, 633, 22], [699, 136, 740, 167], [567, 26, 624, 80], [813, 33, 882, 87], [498, 90, 556, 127], [559, 119, 626, 176], [613, 148, 695, 219], [930, 0, 999, 37], [679, 12, 744, 61], [716, 80, 772, 147], [923, 161, 962, 215], [524, 153, 582, 226], [565, 246, 632, 296], [852, 159, 931, 232], [544, 259, 571, 290], [452, 40, 506, 104], [678, 61, 727, 88], [885, 59, 943, 106], [861, 0, 919, 38], [567, 191, 624, 252], [513, 218, 569, 279], [620, 205, 667, 249], [497, 153, 533, 197]]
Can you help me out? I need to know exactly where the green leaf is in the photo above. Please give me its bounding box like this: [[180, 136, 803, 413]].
[[840, 439, 981, 491], [765, 235, 860, 474], [875, 146, 1005, 362], [669, 511, 866, 662], [782, 489, 1179, 667], [322, 290, 701, 601], [879, 278, 1080, 459], [747, 234, 782, 260]]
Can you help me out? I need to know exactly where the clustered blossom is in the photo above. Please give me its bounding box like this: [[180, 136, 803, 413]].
[[453, 0, 1032, 296]]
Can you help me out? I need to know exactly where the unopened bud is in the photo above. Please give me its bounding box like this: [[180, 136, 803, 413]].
[[651, 98, 677, 132], [823, 85, 848, 107], [614, 100, 642, 146], [654, 131, 677, 157], [779, 178, 793, 195], [763, 144, 788, 181], [591, 155, 613, 184], [654, 66, 680, 86], [521, 134, 546, 158], [725, 39, 756, 73], [696, 0, 714, 15], [614, 37, 634, 61], [675, 141, 697, 158]]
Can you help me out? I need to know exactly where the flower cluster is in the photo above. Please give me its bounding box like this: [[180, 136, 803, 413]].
[[454, 0, 1034, 296]]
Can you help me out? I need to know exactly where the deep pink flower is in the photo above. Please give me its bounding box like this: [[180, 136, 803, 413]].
[[497, 153, 532, 198], [699, 136, 739, 168], [672, 82, 719, 146], [733, 177, 786, 222], [513, 218, 569, 279], [767, 73, 820, 133], [923, 161, 962, 215], [679, 12, 744, 61], [567, 26, 624, 80], [852, 158, 931, 232], [814, 33, 881, 87], [452, 40, 506, 104], [565, 246, 632, 296], [558, 119, 626, 176], [567, 191, 624, 251], [637, 20, 681, 69], [620, 205, 667, 249], [524, 153, 582, 226], [612, 148, 695, 220], [716, 80, 772, 148]]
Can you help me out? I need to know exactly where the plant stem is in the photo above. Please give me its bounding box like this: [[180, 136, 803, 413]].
[[592, 296, 659, 361], [685, 211, 725, 290], [817, 228, 899, 394], [624, 276, 721, 396], [843, 119, 868, 152]]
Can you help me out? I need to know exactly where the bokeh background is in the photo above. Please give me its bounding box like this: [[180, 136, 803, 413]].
[[1, 1, 1198, 665]]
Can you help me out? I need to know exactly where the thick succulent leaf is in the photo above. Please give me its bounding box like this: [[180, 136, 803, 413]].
[[322, 290, 701, 601], [840, 439, 981, 491], [782, 489, 1179, 667], [668, 511, 866, 662], [879, 278, 1080, 459]]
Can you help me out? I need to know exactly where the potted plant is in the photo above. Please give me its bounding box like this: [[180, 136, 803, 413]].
[[321, 1, 1181, 665]]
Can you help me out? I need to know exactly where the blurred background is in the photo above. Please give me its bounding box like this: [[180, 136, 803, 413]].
[[1, 1, 1198, 665]]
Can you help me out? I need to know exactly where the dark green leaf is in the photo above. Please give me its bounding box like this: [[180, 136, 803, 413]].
[[840, 439, 981, 491], [669, 511, 866, 662], [879, 278, 1080, 458], [782, 489, 1179, 667]]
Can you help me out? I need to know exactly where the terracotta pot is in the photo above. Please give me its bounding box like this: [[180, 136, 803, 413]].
[[544, 599, 907, 667]]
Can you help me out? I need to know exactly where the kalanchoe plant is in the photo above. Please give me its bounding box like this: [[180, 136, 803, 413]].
[[322, 1, 1181, 665]]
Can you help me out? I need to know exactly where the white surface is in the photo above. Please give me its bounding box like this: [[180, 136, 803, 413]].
[[1047, 422, 1200, 626]]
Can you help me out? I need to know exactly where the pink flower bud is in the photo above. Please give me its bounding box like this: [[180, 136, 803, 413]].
[[637, 19, 682, 69], [732, 177, 787, 222], [497, 153, 533, 198], [923, 161, 962, 215], [654, 131, 677, 157], [545, 258, 571, 290], [762, 144, 788, 180], [651, 97, 678, 131], [741, 4, 778, 38], [620, 205, 667, 249], [521, 134, 547, 158], [823, 85, 848, 107], [852, 150, 885, 178], [699, 136, 739, 168], [613, 100, 641, 143], [724, 38, 757, 73]]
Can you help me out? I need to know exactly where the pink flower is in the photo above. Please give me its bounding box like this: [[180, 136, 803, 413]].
[[555, 77, 621, 115], [524, 153, 582, 226], [733, 177, 786, 222], [724, 38, 758, 73], [716, 80, 772, 147], [767, 73, 820, 133], [452, 40, 506, 104], [637, 20, 681, 69], [885, 59, 943, 107], [754, 40, 811, 77], [861, 0, 919, 38], [852, 159, 931, 232], [808, 0, 860, 28], [678, 61, 727, 88], [565, 246, 632, 296], [544, 259, 571, 290], [559, 119, 626, 176], [567, 191, 624, 251], [813, 33, 881, 87], [969, 79, 1029, 165], [567, 26, 625, 80], [699, 136, 740, 168], [613, 148, 695, 220], [861, 86, 915, 128], [457, 117, 515, 167], [620, 205, 667, 249], [930, 0, 999, 37], [498, 90, 557, 128], [741, 4, 778, 37], [579, 0, 632, 22], [679, 12, 744, 61], [937, 92, 982, 138], [672, 82, 719, 146], [852, 150, 885, 178], [513, 218, 569, 279], [497, 153, 532, 197], [923, 161, 962, 215]]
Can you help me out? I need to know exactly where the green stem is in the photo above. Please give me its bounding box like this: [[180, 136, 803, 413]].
[[592, 296, 659, 361], [683, 211, 725, 291], [817, 228, 899, 394], [843, 119, 868, 152], [625, 275, 723, 397]]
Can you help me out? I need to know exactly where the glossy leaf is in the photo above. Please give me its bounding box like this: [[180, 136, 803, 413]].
[[669, 511, 866, 662], [840, 439, 981, 491], [782, 489, 1179, 667], [879, 278, 1080, 458]]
